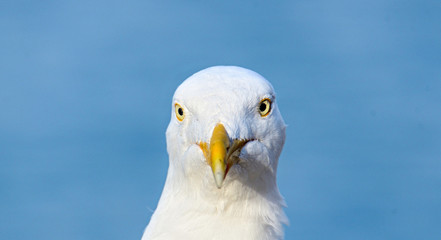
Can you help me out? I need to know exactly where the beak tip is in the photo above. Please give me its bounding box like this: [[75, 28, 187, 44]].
[[214, 172, 224, 189]]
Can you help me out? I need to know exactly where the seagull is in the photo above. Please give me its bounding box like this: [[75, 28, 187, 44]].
[[142, 66, 288, 240]]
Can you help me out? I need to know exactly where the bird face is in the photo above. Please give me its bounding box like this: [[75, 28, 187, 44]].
[[165, 66, 286, 190]]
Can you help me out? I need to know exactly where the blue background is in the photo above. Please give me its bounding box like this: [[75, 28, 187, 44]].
[[1, 1, 440, 239]]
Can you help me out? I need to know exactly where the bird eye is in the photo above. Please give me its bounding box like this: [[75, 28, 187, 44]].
[[258, 99, 272, 117], [175, 103, 185, 121]]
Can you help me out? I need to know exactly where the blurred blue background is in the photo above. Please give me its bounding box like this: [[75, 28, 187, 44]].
[[1, 0, 440, 239]]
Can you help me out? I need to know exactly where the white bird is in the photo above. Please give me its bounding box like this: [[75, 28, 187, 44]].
[[142, 66, 288, 240]]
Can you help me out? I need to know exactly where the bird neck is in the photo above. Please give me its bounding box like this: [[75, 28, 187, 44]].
[[162, 166, 285, 231], [144, 163, 287, 240]]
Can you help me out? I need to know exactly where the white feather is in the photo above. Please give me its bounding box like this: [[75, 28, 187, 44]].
[[142, 66, 288, 240]]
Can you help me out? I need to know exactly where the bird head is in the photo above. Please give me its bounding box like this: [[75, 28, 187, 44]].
[[165, 66, 286, 190]]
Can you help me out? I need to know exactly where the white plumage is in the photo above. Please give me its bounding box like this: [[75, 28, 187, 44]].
[[142, 66, 287, 240]]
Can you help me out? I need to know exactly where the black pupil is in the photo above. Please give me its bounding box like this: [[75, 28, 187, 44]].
[[259, 102, 267, 112], [178, 107, 183, 116]]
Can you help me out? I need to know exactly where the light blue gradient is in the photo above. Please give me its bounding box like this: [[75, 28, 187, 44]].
[[1, 1, 440, 239]]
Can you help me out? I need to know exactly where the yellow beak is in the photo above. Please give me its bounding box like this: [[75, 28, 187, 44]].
[[209, 123, 230, 188], [199, 123, 251, 189]]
